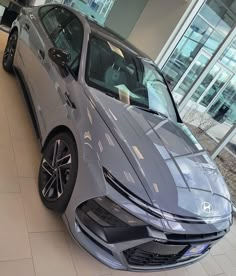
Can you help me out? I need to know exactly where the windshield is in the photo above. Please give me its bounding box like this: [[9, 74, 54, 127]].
[[86, 35, 178, 121]]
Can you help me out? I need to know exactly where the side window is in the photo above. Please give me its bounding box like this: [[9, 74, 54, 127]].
[[53, 18, 84, 77], [38, 6, 54, 19], [40, 7, 72, 38]]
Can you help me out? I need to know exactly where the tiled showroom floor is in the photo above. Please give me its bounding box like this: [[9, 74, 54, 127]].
[[0, 30, 236, 276]]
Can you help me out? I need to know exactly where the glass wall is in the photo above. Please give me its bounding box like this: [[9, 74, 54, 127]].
[[162, 0, 236, 95], [63, 0, 116, 25], [185, 34, 236, 125], [208, 36, 236, 124], [161, 0, 236, 128]]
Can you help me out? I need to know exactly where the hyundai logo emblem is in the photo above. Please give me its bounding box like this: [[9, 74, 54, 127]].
[[201, 202, 213, 214]]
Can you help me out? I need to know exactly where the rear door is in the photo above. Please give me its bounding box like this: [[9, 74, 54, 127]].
[[16, 6, 55, 93], [24, 6, 84, 135]]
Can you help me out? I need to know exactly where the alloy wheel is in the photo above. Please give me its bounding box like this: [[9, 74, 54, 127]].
[[41, 139, 72, 201], [3, 33, 17, 66]]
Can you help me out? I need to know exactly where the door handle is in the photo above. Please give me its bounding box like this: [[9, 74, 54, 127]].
[[38, 49, 45, 60], [65, 92, 76, 109], [29, 14, 36, 20]]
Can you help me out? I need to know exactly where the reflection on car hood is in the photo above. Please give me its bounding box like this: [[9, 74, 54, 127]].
[[90, 88, 232, 219]]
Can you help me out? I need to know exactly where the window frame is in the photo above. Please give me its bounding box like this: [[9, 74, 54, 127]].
[[38, 5, 84, 80]]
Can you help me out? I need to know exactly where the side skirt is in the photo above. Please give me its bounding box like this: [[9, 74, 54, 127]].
[[13, 66, 42, 143]]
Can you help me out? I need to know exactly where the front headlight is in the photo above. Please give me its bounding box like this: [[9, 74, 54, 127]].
[[76, 197, 147, 243], [79, 197, 146, 227]]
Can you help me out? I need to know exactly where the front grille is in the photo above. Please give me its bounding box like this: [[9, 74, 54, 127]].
[[124, 241, 205, 267], [166, 229, 228, 243]]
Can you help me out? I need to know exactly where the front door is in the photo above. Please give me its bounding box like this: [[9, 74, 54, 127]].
[[26, 6, 84, 133]]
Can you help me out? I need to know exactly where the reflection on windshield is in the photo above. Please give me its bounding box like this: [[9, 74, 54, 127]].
[[86, 35, 178, 121]]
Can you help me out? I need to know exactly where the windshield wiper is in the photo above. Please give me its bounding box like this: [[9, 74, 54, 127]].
[[134, 106, 169, 119]]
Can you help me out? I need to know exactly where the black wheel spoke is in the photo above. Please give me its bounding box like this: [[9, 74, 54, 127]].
[[10, 48, 15, 56], [3, 33, 17, 69], [41, 138, 73, 201], [57, 153, 72, 168], [42, 174, 57, 198], [3, 49, 9, 59], [41, 158, 54, 176], [57, 142, 66, 161], [57, 169, 64, 198], [52, 139, 61, 167], [3, 46, 10, 63]]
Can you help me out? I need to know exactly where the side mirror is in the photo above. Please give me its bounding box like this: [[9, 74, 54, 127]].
[[48, 47, 71, 68]]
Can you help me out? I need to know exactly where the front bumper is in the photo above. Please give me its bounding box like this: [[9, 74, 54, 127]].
[[63, 212, 228, 272], [63, 168, 232, 272]]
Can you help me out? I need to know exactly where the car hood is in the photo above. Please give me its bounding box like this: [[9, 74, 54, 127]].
[[88, 88, 232, 219]]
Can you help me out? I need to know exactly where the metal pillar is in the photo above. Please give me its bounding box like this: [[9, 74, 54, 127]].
[[211, 123, 236, 160], [178, 24, 236, 113]]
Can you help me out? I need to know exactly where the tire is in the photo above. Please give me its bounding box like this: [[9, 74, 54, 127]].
[[2, 30, 18, 73], [38, 132, 78, 213]]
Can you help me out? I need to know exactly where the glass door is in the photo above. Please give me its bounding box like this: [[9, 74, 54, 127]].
[[207, 75, 236, 124], [172, 49, 211, 104], [195, 64, 233, 112], [190, 63, 221, 103]]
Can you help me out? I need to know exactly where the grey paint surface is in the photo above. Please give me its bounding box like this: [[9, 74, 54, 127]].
[[9, 4, 232, 272], [105, 0, 148, 38]]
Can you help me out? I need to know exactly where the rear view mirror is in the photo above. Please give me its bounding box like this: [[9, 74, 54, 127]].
[[48, 47, 71, 68]]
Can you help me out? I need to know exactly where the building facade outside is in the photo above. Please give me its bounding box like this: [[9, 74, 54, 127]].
[[159, 0, 236, 154], [62, 0, 115, 25]]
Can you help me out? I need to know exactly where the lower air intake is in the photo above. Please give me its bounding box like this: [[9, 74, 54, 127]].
[[124, 241, 200, 267]]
